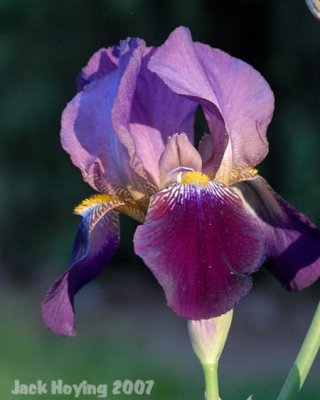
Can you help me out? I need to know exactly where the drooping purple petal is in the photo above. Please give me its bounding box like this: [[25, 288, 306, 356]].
[[149, 26, 274, 181], [235, 176, 320, 290], [119, 49, 197, 188], [134, 181, 265, 320], [61, 38, 151, 198], [42, 198, 123, 336], [158, 133, 202, 186]]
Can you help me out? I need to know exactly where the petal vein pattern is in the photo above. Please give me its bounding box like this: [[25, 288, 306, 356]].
[[134, 181, 265, 320]]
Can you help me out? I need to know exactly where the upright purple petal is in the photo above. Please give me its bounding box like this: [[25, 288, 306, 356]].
[[42, 198, 123, 336], [77, 47, 119, 91], [198, 133, 214, 167], [235, 177, 320, 290], [149, 27, 274, 182], [61, 38, 151, 198], [158, 133, 202, 186], [134, 181, 265, 320], [122, 49, 197, 188]]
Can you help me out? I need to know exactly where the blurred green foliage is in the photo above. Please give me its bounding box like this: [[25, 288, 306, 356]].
[[0, 287, 318, 400]]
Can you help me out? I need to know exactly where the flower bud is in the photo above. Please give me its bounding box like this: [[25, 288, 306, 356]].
[[188, 310, 233, 365]]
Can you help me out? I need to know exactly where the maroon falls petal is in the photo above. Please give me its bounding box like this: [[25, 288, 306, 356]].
[[134, 176, 265, 320], [235, 177, 320, 290], [42, 196, 123, 336]]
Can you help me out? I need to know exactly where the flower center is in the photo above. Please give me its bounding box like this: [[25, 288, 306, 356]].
[[181, 171, 210, 186]]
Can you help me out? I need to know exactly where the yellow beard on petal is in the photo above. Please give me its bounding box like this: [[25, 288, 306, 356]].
[[74, 193, 146, 223], [248, 168, 258, 176], [74, 194, 120, 215], [181, 171, 210, 186]]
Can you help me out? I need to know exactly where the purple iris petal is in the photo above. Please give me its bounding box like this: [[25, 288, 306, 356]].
[[77, 47, 119, 91], [63, 36, 197, 195], [42, 201, 121, 336], [134, 181, 265, 320], [61, 38, 150, 197], [149, 26, 274, 179], [235, 177, 320, 290], [117, 48, 197, 188], [158, 133, 202, 186], [198, 133, 214, 166]]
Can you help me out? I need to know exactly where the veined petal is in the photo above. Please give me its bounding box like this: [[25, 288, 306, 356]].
[[235, 176, 320, 290], [74, 193, 146, 223], [61, 38, 152, 198], [149, 26, 274, 183], [42, 197, 123, 336], [134, 181, 265, 320]]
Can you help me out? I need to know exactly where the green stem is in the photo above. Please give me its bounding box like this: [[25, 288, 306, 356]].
[[203, 363, 219, 400], [277, 301, 320, 400]]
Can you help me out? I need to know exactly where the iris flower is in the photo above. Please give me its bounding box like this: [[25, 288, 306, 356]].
[[42, 27, 320, 336]]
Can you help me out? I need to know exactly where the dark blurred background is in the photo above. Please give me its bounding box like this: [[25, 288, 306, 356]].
[[1, 1, 319, 399]]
